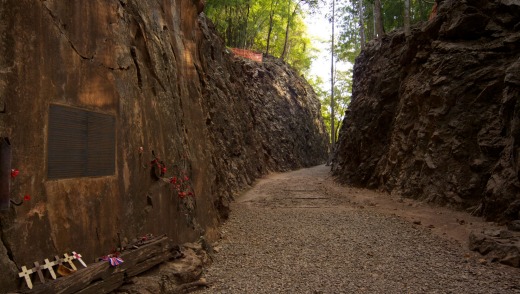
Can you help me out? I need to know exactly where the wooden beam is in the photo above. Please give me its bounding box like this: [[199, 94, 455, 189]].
[[23, 237, 177, 294]]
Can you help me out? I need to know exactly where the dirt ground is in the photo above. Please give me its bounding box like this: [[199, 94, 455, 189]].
[[197, 164, 519, 293], [237, 164, 503, 251]]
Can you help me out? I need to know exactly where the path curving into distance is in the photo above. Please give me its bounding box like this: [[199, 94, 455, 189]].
[[197, 165, 520, 293]]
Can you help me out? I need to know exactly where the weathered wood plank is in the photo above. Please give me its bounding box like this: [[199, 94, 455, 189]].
[[26, 261, 112, 294], [125, 251, 174, 277], [23, 237, 176, 294], [74, 272, 125, 294]]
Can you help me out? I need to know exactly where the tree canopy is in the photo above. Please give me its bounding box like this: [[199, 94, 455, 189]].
[[336, 0, 434, 63], [204, 0, 319, 74]]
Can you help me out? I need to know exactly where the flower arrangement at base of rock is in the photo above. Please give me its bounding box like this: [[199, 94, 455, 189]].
[[169, 166, 197, 229]]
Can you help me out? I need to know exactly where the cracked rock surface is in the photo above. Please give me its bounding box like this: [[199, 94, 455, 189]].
[[332, 0, 520, 222]]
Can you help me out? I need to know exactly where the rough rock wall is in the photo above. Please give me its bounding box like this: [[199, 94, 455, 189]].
[[0, 0, 328, 291], [197, 21, 329, 212], [333, 0, 519, 221]]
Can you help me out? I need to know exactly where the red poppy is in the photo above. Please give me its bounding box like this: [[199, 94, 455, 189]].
[[23, 195, 31, 201], [11, 169, 19, 178]]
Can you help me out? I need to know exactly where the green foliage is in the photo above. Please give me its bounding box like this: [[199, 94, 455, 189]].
[[205, 0, 319, 74], [309, 67, 352, 143], [335, 0, 434, 63]]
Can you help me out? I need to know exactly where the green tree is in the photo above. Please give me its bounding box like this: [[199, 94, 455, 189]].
[[265, 0, 281, 55], [335, 0, 435, 62], [404, 0, 411, 36], [309, 67, 352, 143], [205, 0, 318, 75], [330, 69, 352, 141]]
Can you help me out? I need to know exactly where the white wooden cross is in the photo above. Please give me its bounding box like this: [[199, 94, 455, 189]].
[[72, 251, 87, 268], [63, 253, 77, 271], [42, 258, 57, 280], [32, 261, 45, 284], [18, 266, 34, 289]]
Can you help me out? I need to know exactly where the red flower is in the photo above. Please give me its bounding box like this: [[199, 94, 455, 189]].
[[11, 169, 19, 178], [178, 191, 186, 198], [161, 167, 167, 173], [183, 176, 189, 181], [23, 194, 31, 201], [170, 176, 177, 184]]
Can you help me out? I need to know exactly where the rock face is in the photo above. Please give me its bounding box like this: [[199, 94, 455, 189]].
[[0, 0, 327, 291], [332, 0, 520, 221], [469, 230, 520, 268]]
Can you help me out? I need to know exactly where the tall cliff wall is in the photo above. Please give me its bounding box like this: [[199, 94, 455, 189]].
[[0, 0, 328, 291], [333, 0, 519, 222]]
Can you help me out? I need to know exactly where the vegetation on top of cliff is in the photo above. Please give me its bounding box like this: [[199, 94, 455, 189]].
[[204, 0, 318, 75], [335, 0, 434, 63]]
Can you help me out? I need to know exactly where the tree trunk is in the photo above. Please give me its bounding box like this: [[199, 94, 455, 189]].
[[281, 0, 300, 61], [281, 18, 290, 60], [330, 0, 335, 148], [404, 0, 411, 36], [244, 3, 250, 48], [372, 3, 376, 39], [265, 0, 278, 55], [374, 0, 384, 39], [265, 11, 274, 55], [225, 5, 231, 45], [358, 0, 365, 50], [280, 1, 292, 61]]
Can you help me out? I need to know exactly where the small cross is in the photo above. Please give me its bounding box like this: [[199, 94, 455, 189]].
[[42, 258, 57, 280], [63, 253, 77, 271], [32, 261, 45, 284], [18, 266, 33, 289], [72, 251, 87, 268], [54, 255, 63, 266]]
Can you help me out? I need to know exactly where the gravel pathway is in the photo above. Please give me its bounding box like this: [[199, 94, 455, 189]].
[[197, 165, 520, 293]]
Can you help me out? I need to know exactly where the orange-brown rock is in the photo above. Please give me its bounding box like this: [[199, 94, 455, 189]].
[[0, 0, 328, 291]]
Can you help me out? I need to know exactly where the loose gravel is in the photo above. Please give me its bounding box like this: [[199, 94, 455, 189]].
[[197, 166, 520, 294]]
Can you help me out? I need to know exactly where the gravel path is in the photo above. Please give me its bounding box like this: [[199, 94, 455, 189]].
[[197, 165, 520, 293]]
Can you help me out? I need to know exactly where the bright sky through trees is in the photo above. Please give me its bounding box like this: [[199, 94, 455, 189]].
[[304, 1, 351, 94], [305, 10, 332, 83]]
